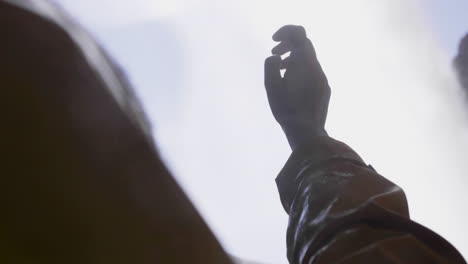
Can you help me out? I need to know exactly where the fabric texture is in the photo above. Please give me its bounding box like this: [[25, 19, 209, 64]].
[[276, 137, 466, 263]]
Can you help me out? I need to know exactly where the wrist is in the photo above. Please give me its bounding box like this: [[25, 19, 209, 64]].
[[281, 121, 327, 150]]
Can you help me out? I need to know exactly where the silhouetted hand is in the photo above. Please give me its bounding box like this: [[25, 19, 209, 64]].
[[264, 25, 331, 150], [455, 33, 468, 92], [459, 34, 468, 55]]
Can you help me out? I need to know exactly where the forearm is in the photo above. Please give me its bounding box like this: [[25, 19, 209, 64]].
[[277, 136, 466, 263], [280, 120, 328, 151], [265, 24, 465, 264]]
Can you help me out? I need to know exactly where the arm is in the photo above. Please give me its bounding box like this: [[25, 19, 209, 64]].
[[265, 25, 466, 264]]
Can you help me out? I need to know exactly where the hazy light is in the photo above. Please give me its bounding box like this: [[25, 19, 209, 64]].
[[54, 0, 181, 27], [54, 0, 468, 263]]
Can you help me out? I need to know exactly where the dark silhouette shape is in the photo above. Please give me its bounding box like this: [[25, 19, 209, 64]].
[[1, 0, 466, 263], [0, 1, 233, 263], [265, 25, 467, 263], [265, 25, 330, 150], [455, 33, 468, 92]]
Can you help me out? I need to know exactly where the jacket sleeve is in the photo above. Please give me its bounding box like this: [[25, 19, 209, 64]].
[[276, 136, 466, 264]]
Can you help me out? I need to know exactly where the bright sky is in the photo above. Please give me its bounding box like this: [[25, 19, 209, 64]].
[[54, 1, 468, 263]]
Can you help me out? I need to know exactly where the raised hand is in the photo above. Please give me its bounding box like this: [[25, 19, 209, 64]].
[[264, 25, 331, 150], [455, 33, 468, 92]]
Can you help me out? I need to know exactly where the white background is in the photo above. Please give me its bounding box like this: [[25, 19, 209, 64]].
[[54, 1, 468, 263]]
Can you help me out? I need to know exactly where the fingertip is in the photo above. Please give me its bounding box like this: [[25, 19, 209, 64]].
[[272, 41, 292, 56], [460, 33, 468, 52], [271, 44, 281, 55], [272, 25, 307, 42], [272, 25, 294, 41]]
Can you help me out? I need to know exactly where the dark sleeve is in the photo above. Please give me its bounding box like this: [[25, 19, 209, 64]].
[[276, 136, 466, 264]]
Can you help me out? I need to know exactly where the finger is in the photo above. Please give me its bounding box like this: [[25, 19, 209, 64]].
[[264, 55, 283, 92], [286, 39, 318, 69], [272, 25, 307, 44], [280, 55, 291, 69], [285, 41, 329, 87], [271, 41, 293, 55], [460, 34, 468, 53], [280, 48, 309, 73]]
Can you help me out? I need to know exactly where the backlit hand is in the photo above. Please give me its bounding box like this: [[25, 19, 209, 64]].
[[264, 25, 331, 150]]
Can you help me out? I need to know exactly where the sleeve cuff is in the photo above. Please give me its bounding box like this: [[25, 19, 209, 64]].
[[276, 136, 366, 213]]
